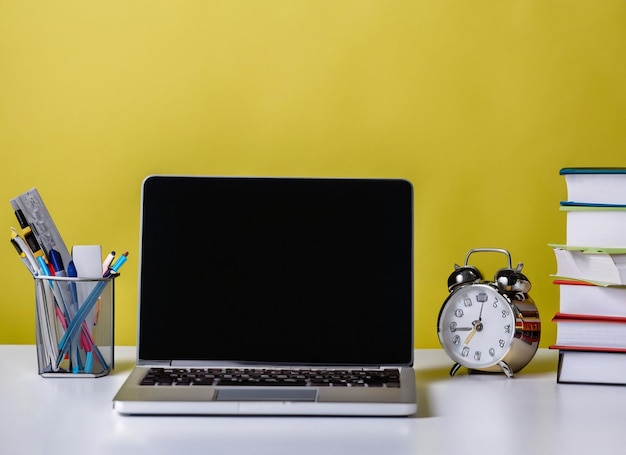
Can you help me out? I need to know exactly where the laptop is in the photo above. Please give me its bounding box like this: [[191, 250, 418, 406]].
[[113, 175, 417, 416]]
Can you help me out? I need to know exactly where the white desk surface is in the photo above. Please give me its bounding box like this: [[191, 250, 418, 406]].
[[1, 346, 625, 455]]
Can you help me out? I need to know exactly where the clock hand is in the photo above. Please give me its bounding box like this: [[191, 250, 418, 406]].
[[464, 309, 485, 345], [451, 326, 473, 332], [464, 326, 477, 345]]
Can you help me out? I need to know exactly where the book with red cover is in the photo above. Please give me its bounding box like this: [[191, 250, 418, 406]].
[[552, 313, 626, 351], [553, 279, 626, 318]]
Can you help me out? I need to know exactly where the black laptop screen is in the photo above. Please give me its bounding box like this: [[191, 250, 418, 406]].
[[138, 176, 413, 366]]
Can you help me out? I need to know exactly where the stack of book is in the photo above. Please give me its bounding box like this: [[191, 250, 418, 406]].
[[551, 168, 626, 385]]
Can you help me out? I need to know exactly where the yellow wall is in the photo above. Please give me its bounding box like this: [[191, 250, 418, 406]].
[[1, 1, 625, 348]]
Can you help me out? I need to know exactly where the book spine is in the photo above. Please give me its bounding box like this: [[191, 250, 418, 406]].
[[552, 313, 626, 324], [560, 167, 626, 175], [552, 169, 626, 384]]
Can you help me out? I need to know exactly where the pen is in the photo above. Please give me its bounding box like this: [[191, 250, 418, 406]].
[[37, 255, 81, 370], [55, 306, 68, 331], [102, 251, 116, 276], [67, 260, 79, 311], [104, 251, 128, 277], [37, 256, 52, 276], [49, 249, 65, 276], [35, 279, 60, 371], [10, 236, 31, 272], [37, 256, 70, 316], [57, 254, 96, 373], [48, 249, 75, 320], [11, 228, 40, 274], [10, 228, 38, 275], [46, 258, 56, 276]]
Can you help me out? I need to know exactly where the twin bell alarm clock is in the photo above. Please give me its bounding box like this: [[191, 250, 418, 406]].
[[437, 248, 541, 378]]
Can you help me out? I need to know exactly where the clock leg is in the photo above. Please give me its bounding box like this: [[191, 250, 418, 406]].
[[449, 362, 462, 377], [498, 360, 514, 378]]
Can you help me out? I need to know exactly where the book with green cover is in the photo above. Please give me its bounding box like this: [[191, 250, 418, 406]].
[[558, 204, 626, 249], [551, 246, 626, 285]]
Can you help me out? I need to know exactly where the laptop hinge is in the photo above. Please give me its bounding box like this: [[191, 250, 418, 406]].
[[137, 359, 172, 367], [168, 360, 385, 369]]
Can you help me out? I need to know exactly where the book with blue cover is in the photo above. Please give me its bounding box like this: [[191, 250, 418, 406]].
[[560, 167, 626, 206]]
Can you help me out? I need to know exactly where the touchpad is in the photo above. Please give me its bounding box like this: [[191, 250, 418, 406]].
[[216, 389, 317, 402]]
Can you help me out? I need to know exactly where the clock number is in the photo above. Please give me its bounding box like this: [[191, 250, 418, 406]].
[[462, 347, 470, 357], [464, 298, 472, 307], [499, 339, 506, 348], [474, 351, 481, 361], [501, 309, 509, 319], [492, 298, 498, 308], [476, 292, 488, 303], [449, 322, 457, 332], [504, 324, 511, 333], [453, 335, 460, 345], [455, 309, 464, 317], [489, 348, 495, 357]]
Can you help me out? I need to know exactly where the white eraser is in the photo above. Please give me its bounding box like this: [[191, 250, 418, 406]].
[[72, 245, 103, 278]]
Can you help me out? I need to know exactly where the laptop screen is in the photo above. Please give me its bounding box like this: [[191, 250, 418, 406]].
[[138, 176, 413, 366]]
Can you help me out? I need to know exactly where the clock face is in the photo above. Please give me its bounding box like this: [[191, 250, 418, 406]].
[[437, 284, 516, 369]]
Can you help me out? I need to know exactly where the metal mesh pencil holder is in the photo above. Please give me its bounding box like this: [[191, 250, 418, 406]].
[[34, 275, 115, 377]]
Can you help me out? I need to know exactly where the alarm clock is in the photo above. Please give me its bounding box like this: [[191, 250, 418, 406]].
[[437, 248, 541, 378]]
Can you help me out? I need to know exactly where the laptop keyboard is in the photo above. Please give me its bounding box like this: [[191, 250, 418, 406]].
[[140, 367, 401, 388]]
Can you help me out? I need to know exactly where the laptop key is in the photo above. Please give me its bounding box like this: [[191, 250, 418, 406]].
[[139, 367, 401, 388]]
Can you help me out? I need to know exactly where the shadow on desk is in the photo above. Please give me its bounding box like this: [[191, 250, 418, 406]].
[[110, 414, 423, 455], [413, 349, 558, 418], [111, 358, 137, 375], [106, 350, 425, 455]]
